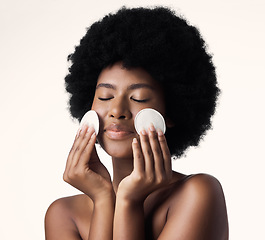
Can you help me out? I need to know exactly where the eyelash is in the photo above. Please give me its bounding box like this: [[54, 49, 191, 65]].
[[131, 98, 148, 103], [98, 97, 148, 103], [98, 97, 113, 101]]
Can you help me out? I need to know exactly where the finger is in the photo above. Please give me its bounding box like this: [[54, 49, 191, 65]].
[[132, 137, 145, 172], [70, 125, 89, 158], [70, 125, 93, 168], [64, 125, 85, 173], [78, 129, 97, 167], [148, 125, 165, 178], [139, 129, 154, 177], [157, 129, 172, 178]]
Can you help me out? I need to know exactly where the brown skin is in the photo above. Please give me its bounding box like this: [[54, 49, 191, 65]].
[[45, 62, 229, 240]]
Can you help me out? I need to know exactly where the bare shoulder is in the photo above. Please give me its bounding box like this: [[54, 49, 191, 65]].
[[178, 173, 226, 198], [45, 194, 93, 240], [161, 173, 229, 240]]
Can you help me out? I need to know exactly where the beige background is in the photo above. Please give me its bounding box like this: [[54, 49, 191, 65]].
[[1, 0, 264, 239]]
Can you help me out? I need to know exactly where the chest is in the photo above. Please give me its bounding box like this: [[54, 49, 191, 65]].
[[144, 200, 169, 240], [74, 190, 172, 240], [74, 201, 169, 240]]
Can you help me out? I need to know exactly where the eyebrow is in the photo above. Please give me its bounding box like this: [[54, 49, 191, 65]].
[[128, 83, 154, 90], [96, 83, 154, 90], [96, 83, 115, 89]]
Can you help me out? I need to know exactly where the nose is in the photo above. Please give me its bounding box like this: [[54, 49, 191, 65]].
[[108, 97, 132, 120]]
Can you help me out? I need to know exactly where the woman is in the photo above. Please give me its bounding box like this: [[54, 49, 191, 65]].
[[45, 6, 228, 240]]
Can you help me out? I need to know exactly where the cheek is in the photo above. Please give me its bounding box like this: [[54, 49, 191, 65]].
[[153, 98, 166, 116], [91, 101, 106, 132], [91, 99, 106, 117], [91, 109, 105, 134]]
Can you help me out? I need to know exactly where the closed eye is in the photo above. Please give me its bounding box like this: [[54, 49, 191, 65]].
[[131, 97, 149, 103], [98, 97, 113, 101]]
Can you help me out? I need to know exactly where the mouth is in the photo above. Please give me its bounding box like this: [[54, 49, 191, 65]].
[[104, 123, 135, 140]]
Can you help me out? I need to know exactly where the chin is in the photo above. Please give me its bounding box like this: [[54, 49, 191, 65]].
[[108, 150, 133, 160], [98, 137, 134, 159]]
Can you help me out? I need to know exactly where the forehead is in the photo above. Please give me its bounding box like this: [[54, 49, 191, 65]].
[[97, 62, 161, 89]]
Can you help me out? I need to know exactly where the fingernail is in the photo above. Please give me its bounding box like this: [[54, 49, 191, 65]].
[[141, 129, 147, 135], [86, 126, 91, 132], [133, 138, 137, 144], [77, 127, 82, 137], [149, 124, 156, 132], [157, 128, 163, 136], [81, 124, 88, 134]]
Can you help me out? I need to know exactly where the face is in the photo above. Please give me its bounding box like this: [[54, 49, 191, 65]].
[[91, 62, 166, 159]]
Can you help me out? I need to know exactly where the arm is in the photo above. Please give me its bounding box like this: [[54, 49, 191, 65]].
[[45, 198, 83, 240], [114, 126, 172, 240], [88, 192, 115, 240], [113, 126, 228, 240], [114, 196, 145, 239], [46, 125, 115, 240], [158, 174, 229, 240], [65, 125, 115, 240]]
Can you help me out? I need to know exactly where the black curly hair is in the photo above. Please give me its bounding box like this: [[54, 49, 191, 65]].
[[65, 6, 220, 157]]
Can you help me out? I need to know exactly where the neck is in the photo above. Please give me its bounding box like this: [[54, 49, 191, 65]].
[[112, 156, 133, 193]]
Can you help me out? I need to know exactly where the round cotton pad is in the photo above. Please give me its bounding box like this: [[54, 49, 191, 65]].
[[134, 108, 166, 135], [80, 110, 99, 135]]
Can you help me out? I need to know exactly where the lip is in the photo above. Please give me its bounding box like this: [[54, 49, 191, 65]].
[[104, 123, 135, 140]]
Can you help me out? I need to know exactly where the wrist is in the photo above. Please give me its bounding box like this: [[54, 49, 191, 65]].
[[94, 193, 115, 208], [91, 187, 116, 205], [116, 189, 145, 206]]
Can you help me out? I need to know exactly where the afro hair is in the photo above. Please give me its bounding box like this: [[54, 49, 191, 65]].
[[65, 6, 220, 157]]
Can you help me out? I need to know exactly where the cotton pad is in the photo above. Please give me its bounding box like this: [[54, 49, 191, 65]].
[[134, 108, 166, 135], [80, 110, 99, 135]]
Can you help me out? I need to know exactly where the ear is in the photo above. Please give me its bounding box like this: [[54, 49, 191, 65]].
[[165, 117, 175, 128]]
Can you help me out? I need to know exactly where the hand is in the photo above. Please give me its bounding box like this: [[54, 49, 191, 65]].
[[63, 125, 113, 202], [117, 125, 172, 203]]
